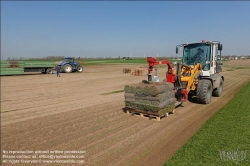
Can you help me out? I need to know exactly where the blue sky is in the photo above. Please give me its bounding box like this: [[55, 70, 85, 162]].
[[1, 1, 250, 59]]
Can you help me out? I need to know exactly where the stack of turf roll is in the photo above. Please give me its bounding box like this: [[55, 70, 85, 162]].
[[130, 68, 144, 76], [123, 68, 131, 74], [0, 61, 24, 76], [124, 81, 176, 116]]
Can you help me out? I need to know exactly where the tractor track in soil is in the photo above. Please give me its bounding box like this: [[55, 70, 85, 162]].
[[1, 61, 250, 166], [131, 79, 249, 166]]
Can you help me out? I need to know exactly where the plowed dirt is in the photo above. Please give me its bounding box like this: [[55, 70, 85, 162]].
[[1, 61, 250, 166]]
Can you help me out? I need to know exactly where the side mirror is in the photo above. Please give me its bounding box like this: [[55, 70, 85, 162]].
[[176, 47, 178, 54], [218, 44, 223, 51]]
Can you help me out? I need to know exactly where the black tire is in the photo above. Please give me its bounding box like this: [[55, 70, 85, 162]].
[[63, 64, 72, 73], [42, 69, 46, 74], [77, 66, 83, 73], [46, 68, 52, 74], [59, 66, 63, 73], [212, 78, 223, 97], [196, 79, 213, 104]]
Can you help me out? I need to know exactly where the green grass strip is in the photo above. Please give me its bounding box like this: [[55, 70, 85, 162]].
[[164, 82, 250, 166]]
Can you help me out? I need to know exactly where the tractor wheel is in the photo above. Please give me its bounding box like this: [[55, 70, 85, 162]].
[[212, 78, 223, 97], [46, 68, 52, 74], [59, 66, 63, 73], [63, 64, 72, 73], [77, 66, 83, 73], [42, 69, 46, 74], [196, 79, 213, 104]]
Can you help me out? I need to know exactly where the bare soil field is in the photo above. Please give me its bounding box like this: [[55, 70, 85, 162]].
[[223, 59, 250, 66], [1, 61, 250, 166]]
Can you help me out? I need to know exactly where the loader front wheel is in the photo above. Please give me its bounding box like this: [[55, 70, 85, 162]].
[[212, 78, 223, 97], [196, 79, 212, 104]]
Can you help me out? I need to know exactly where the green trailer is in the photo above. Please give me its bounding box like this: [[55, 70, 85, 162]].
[[0, 60, 56, 76]]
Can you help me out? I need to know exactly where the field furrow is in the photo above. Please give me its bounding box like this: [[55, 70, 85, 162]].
[[1, 61, 250, 166]]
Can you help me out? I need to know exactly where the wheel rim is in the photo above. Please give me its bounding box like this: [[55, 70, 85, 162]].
[[78, 67, 83, 72], [65, 66, 72, 72]]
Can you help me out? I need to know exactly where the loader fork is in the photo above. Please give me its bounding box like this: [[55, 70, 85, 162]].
[[175, 63, 183, 102]]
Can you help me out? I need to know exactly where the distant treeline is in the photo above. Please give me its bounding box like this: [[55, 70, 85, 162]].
[[6, 55, 250, 61], [6, 56, 183, 61]]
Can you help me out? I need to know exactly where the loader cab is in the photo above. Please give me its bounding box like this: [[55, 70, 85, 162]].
[[182, 43, 211, 71], [176, 40, 223, 76]]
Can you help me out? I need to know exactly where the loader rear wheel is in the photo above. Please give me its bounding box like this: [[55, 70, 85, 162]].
[[196, 79, 212, 104], [213, 78, 223, 97]]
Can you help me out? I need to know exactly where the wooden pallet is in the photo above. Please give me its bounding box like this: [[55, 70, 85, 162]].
[[125, 108, 175, 121], [125, 101, 182, 121]]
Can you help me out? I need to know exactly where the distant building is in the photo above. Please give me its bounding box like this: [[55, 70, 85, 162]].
[[240, 56, 248, 60], [122, 57, 132, 60]]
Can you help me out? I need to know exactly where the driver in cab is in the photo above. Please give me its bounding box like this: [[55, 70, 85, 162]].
[[192, 48, 205, 64]]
